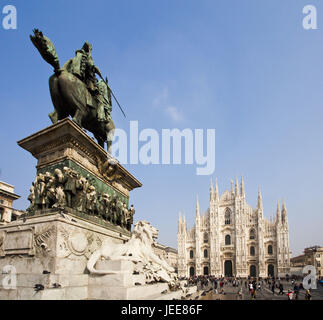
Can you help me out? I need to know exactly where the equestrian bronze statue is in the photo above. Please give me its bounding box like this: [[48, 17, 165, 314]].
[[30, 29, 122, 152]]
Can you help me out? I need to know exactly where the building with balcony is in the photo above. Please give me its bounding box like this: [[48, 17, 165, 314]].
[[0, 181, 21, 223]]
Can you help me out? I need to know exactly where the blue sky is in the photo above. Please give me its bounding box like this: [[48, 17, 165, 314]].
[[0, 0, 322, 256]]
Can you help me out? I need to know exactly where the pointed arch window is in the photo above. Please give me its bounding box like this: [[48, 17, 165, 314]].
[[204, 249, 208, 258], [250, 246, 255, 256], [225, 234, 231, 245], [225, 208, 231, 225], [268, 245, 273, 255], [204, 232, 208, 243], [249, 229, 256, 240], [189, 250, 194, 259]]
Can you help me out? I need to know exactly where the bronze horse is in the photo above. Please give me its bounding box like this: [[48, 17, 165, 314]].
[[30, 29, 115, 151]]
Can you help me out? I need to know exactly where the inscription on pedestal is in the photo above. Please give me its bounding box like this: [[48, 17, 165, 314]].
[[1, 227, 35, 256]]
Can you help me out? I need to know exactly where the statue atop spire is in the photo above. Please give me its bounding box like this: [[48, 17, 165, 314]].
[[240, 176, 245, 198], [276, 200, 281, 224], [196, 195, 200, 219], [235, 177, 239, 197], [257, 187, 263, 211], [210, 178, 214, 201], [214, 178, 219, 201], [282, 199, 287, 223]]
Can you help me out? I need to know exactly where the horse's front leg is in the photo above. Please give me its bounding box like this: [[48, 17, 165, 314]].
[[94, 134, 105, 149], [106, 121, 115, 154]]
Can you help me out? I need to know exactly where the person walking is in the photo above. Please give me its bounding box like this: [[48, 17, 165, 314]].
[[305, 289, 312, 300], [248, 282, 253, 294], [287, 290, 293, 300], [271, 283, 275, 295], [237, 287, 243, 300], [293, 284, 299, 300], [278, 283, 284, 295]]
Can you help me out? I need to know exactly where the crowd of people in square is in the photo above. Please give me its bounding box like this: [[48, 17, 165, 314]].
[[180, 274, 316, 300]]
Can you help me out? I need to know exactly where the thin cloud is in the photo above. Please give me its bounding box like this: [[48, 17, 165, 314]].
[[165, 106, 185, 122], [153, 87, 169, 107], [153, 87, 185, 123]]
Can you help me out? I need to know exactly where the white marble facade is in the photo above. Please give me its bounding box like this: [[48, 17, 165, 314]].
[[177, 178, 290, 278]]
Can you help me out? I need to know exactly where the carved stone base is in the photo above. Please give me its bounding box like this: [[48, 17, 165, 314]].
[[0, 212, 128, 300], [0, 214, 192, 300]]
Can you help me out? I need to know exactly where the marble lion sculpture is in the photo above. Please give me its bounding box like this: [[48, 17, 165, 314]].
[[87, 220, 177, 283]]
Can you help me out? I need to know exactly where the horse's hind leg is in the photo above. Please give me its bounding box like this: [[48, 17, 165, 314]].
[[49, 74, 68, 123], [72, 109, 83, 127]]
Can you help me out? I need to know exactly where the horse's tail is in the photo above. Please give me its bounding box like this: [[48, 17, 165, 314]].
[[30, 29, 60, 71]]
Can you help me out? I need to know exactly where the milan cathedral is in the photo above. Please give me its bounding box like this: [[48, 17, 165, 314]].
[[177, 178, 290, 278]]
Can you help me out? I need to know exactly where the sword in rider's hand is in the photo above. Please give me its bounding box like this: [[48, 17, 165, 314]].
[[97, 72, 126, 118], [108, 86, 126, 119]]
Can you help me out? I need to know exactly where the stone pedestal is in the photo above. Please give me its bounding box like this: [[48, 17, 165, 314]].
[[0, 119, 145, 300], [0, 212, 128, 299], [0, 213, 188, 300], [0, 211, 192, 300], [17, 118, 141, 230]]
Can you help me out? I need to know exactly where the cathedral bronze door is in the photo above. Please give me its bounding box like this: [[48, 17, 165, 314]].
[[268, 264, 274, 277], [224, 260, 232, 277], [189, 266, 195, 277], [250, 265, 257, 277], [203, 266, 209, 275]]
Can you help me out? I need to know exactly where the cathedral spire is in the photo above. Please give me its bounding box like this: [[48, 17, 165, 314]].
[[215, 178, 219, 201], [282, 199, 287, 223], [231, 179, 234, 194], [183, 214, 186, 231], [257, 187, 263, 211], [196, 195, 200, 219], [235, 177, 239, 197], [276, 200, 281, 224], [210, 178, 214, 201], [240, 176, 245, 198]]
